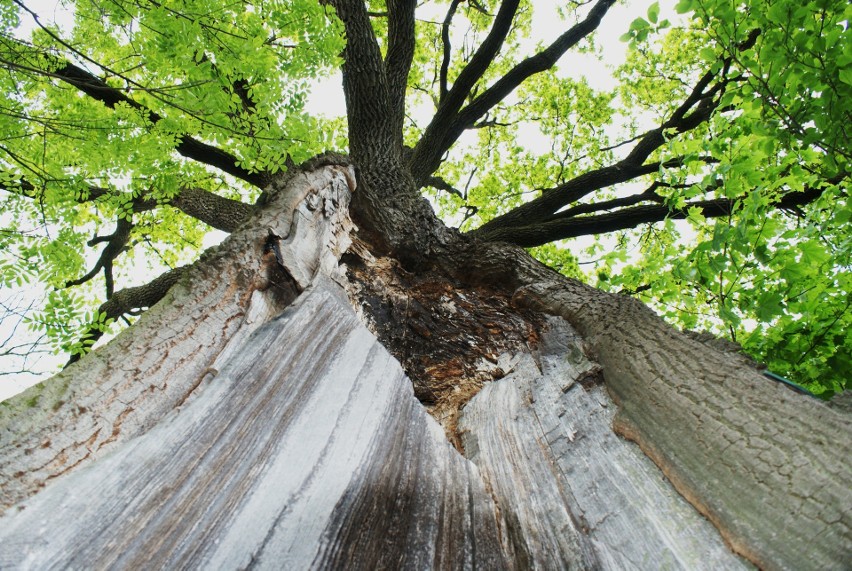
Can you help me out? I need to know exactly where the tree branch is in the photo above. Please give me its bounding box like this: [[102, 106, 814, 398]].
[[169, 188, 254, 233], [473, 179, 845, 247], [473, 54, 741, 238], [327, 0, 399, 164], [438, 0, 463, 102], [439, 0, 521, 116], [472, 160, 669, 238], [65, 217, 133, 298], [385, 0, 417, 149], [410, 0, 616, 184], [551, 181, 670, 219], [2, 171, 253, 232], [50, 62, 268, 188], [66, 265, 189, 365]]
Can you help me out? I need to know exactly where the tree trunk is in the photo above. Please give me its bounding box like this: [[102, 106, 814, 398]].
[[0, 163, 849, 569]]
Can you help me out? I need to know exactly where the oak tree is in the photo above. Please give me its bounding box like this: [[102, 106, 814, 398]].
[[0, 0, 850, 568]]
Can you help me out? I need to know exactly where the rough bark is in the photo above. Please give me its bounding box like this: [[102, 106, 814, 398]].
[[514, 279, 852, 570], [1, 164, 849, 570]]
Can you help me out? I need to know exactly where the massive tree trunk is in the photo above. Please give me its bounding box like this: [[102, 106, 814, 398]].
[[1, 161, 849, 569]]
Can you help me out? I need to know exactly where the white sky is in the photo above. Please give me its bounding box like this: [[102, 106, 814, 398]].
[[0, 0, 677, 401]]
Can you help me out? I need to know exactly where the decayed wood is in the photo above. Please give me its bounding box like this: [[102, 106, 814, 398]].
[[0, 164, 356, 513], [0, 281, 508, 569], [0, 280, 752, 570], [460, 317, 750, 570]]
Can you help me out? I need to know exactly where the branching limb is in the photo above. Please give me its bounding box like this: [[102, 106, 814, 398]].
[[437, 0, 520, 117], [410, 0, 616, 184], [385, 0, 417, 148], [472, 159, 672, 237], [0, 34, 268, 188], [474, 177, 846, 247], [551, 181, 671, 219], [438, 0, 463, 102], [66, 265, 189, 366], [2, 172, 253, 232], [50, 62, 269, 188], [65, 217, 133, 298], [473, 53, 742, 238], [327, 0, 399, 165]]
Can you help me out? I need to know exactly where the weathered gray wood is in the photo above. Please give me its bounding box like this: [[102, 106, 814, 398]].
[[0, 280, 508, 569], [0, 280, 754, 570], [460, 317, 751, 570], [0, 164, 356, 512]]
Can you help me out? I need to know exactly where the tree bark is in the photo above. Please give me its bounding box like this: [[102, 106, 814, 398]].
[[1, 164, 848, 569]]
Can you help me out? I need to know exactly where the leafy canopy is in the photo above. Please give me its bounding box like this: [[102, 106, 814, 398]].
[[0, 0, 849, 394]]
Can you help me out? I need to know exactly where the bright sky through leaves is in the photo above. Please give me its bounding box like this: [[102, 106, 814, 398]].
[[1, 0, 849, 399]]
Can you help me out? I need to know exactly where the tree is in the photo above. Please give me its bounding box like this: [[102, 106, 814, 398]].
[[0, 0, 850, 568]]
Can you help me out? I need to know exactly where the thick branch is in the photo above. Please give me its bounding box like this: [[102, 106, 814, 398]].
[[327, 0, 449, 258], [553, 182, 669, 218], [1, 173, 252, 232], [170, 188, 253, 233], [474, 64, 736, 237], [385, 0, 417, 149], [328, 0, 399, 164], [410, 0, 615, 184], [66, 266, 188, 365], [51, 63, 268, 188], [473, 181, 842, 247], [437, 0, 520, 118], [472, 160, 667, 238]]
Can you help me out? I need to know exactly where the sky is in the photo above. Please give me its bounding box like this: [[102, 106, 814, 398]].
[[0, 0, 680, 401]]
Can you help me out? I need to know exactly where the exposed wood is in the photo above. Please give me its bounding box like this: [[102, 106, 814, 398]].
[[515, 280, 852, 570], [0, 277, 750, 569], [1, 165, 849, 569], [0, 164, 355, 512], [342, 247, 543, 436], [0, 281, 509, 569], [460, 317, 750, 569]]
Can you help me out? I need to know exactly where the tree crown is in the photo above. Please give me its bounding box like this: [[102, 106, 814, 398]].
[[0, 0, 849, 393]]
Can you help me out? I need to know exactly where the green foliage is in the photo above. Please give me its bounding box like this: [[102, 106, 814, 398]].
[[0, 0, 342, 366], [1, 0, 849, 395], [426, 0, 851, 393], [654, 0, 849, 392]]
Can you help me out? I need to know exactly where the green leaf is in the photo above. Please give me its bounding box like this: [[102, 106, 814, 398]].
[[647, 2, 660, 24], [674, 0, 695, 13]]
